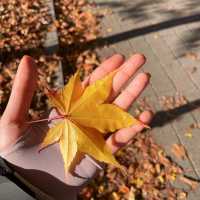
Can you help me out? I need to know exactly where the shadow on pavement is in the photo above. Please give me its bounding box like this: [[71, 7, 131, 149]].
[[151, 98, 200, 128], [97, 0, 200, 56]]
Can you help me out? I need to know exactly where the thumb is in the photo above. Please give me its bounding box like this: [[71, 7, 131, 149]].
[[1, 55, 37, 124]]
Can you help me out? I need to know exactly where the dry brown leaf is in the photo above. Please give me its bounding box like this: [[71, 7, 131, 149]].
[[185, 52, 199, 60], [179, 176, 199, 190], [171, 144, 187, 160], [119, 185, 130, 193]]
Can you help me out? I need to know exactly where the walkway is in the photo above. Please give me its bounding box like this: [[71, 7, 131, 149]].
[[96, 0, 200, 198]]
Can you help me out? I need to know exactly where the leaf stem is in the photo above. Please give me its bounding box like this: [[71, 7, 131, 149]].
[[26, 115, 67, 125]]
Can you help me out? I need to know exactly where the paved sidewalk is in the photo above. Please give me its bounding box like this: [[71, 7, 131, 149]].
[[96, 0, 200, 198]]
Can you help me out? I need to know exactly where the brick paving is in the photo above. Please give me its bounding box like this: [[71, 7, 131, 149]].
[[96, 0, 200, 198], [1, 0, 200, 199]]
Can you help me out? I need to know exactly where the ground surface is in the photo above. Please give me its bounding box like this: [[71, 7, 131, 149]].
[[95, 0, 200, 199], [1, 0, 200, 199]]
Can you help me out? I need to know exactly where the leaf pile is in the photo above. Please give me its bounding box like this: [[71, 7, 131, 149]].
[[54, 0, 100, 77], [0, 0, 51, 53], [159, 95, 188, 111], [55, 0, 99, 46], [79, 132, 199, 200]]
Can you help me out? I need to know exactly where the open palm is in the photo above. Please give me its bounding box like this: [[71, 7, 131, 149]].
[[0, 54, 152, 199]]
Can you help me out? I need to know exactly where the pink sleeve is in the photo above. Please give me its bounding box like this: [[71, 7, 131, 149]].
[[0, 119, 102, 200]]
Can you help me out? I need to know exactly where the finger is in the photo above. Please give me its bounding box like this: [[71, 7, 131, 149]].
[[83, 54, 124, 86], [109, 54, 146, 101], [2, 56, 37, 124], [106, 110, 153, 153], [113, 72, 150, 110]]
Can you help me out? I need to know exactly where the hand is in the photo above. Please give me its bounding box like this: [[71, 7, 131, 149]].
[[0, 54, 152, 199]]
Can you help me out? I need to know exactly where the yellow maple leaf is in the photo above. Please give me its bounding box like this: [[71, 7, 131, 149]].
[[40, 70, 142, 171]]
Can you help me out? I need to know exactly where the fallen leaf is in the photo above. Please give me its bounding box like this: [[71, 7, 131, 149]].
[[128, 187, 135, 200], [178, 192, 187, 199], [171, 144, 187, 160], [185, 132, 193, 138], [98, 185, 104, 193], [190, 66, 197, 74], [190, 122, 200, 129], [112, 192, 120, 200], [157, 175, 165, 183], [153, 34, 159, 39], [132, 178, 144, 188], [179, 176, 199, 190], [170, 172, 177, 181], [119, 185, 130, 193], [40, 70, 141, 171], [107, 28, 113, 33], [185, 52, 199, 60]]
